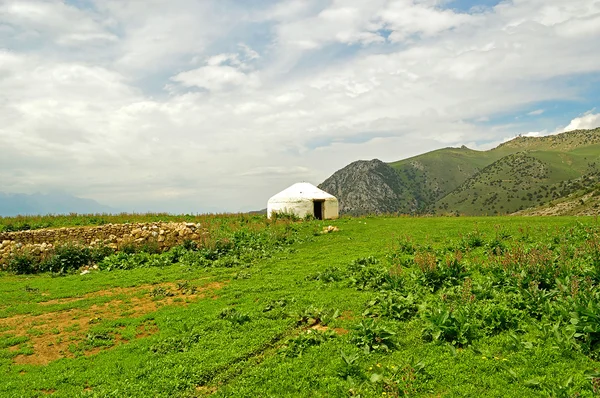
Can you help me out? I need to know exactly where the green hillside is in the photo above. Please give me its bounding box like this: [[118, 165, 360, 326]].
[[435, 141, 600, 215], [496, 128, 600, 151], [320, 128, 600, 216], [389, 146, 511, 207], [513, 175, 600, 216]]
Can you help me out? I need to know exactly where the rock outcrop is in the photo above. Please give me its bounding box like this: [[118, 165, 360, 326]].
[[318, 159, 418, 215]]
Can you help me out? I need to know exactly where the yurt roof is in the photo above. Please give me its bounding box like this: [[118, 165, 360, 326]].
[[268, 182, 336, 202]]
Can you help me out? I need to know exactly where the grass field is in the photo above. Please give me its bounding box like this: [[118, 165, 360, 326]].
[[1, 215, 600, 397]]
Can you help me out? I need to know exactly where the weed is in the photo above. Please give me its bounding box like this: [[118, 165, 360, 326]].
[[306, 266, 344, 283], [150, 286, 174, 298], [280, 329, 336, 358], [337, 350, 363, 381], [293, 306, 339, 326], [41, 243, 93, 273], [6, 251, 41, 274], [363, 291, 418, 321], [219, 308, 251, 325], [351, 319, 396, 354], [150, 324, 203, 355], [176, 281, 197, 295], [421, 301, 480, 347]]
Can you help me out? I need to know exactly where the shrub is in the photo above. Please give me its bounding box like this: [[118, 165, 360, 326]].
[[218, 308, 251, 325], [351, 319, 396, 354], [280, 329, 336, 358], [363, 291, 418, 321], [347, 257, 399, 291], [421, 302, 480, 347], [41, 243, 92, 273], [6, 251, 41, 274]]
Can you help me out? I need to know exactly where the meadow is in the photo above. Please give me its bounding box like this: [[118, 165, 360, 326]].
[[1, 214, 600, 397]]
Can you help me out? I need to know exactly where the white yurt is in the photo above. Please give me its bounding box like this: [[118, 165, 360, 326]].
[[267, 182, 339, 220]]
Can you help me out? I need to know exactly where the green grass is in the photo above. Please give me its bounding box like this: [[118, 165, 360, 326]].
[[1, 215, 600, 397]]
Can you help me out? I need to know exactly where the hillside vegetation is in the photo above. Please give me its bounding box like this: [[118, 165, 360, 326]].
[[1, 215, 600, 397], [514, 180, 600, 216], [321, 128, 600, 216]]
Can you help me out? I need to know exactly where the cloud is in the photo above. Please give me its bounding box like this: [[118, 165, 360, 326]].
[[1, 0, 599, 213], [564, 112, 600, 131], [171, 65, 260, 92], [527, 109, 545, 116], [0, 0, 117, 47]]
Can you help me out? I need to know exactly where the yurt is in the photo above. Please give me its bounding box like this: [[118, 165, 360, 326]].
[[267, 182, 339, 220]]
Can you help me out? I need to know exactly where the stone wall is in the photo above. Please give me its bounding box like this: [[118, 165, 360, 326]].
[[0, 222, 205, 265]]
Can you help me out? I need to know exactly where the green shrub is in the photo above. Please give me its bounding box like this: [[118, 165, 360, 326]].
[[363, 291, 418, 321], [421, 302, 480, 347], [351, 319, 396, 354], [218, 308, 251, 325], [280, 329, 336, 358], [347, 256, 397, 291], [6, 251, 41, 274], [41, 243, 92, 273]]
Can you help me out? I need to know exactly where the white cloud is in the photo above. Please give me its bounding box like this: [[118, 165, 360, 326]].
[[564, 112, 600, 131], [1, 0, 600, 213], [0, 0, 117, 47], [172, 65, 260, 91], [528, 109, 545, 116]]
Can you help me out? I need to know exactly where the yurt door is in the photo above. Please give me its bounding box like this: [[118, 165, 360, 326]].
[[313, 200, 324, 220]]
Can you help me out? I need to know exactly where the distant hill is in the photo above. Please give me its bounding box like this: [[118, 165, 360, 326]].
[[319, 127, 600, 216], [0, 193, 116, 217]]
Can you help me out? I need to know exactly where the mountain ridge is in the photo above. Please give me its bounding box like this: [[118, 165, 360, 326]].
[[0, 192, 116, 217], [319, 127, 600, 216]]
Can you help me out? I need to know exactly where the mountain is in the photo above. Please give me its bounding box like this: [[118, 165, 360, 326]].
[[0, 193, 116, 217], [318, 159, 419, 215], [389, 146, 512, 206], [319, 127, 600, 216]]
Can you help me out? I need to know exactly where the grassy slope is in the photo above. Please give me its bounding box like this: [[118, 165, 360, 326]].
[[1, 216, 599, 397], [436, 144, 600, 215], [514, 181, 600, 216], [389, 147, 511, 206], [385, 128, 600, 215]]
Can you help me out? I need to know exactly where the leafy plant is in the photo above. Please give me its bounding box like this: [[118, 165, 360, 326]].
[[292, 305, 339, 326], [150, 286, 174, 298], [6, 251, 41, 274], [337, 350, 363, 380], [306, 266, 344, 283], [219, 308, 251, 325], [280, 329, 336, 358], [351, 319, 396, 354], [150, 323, 203, 355], [363, 291, 418, 321], [421, 302, 480, 347], [347, 256, 400, 291]]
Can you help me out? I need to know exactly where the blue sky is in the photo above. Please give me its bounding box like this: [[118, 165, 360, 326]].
[[447, 0, 502, 12], [0, 0, 599, 213]]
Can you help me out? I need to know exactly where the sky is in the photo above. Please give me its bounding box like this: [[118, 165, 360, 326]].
[[1, 0, 600, 213]]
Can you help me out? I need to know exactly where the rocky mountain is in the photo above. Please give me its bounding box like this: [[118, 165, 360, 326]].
[[319, 127, 600, 216], [318, 159, 419, 215]]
